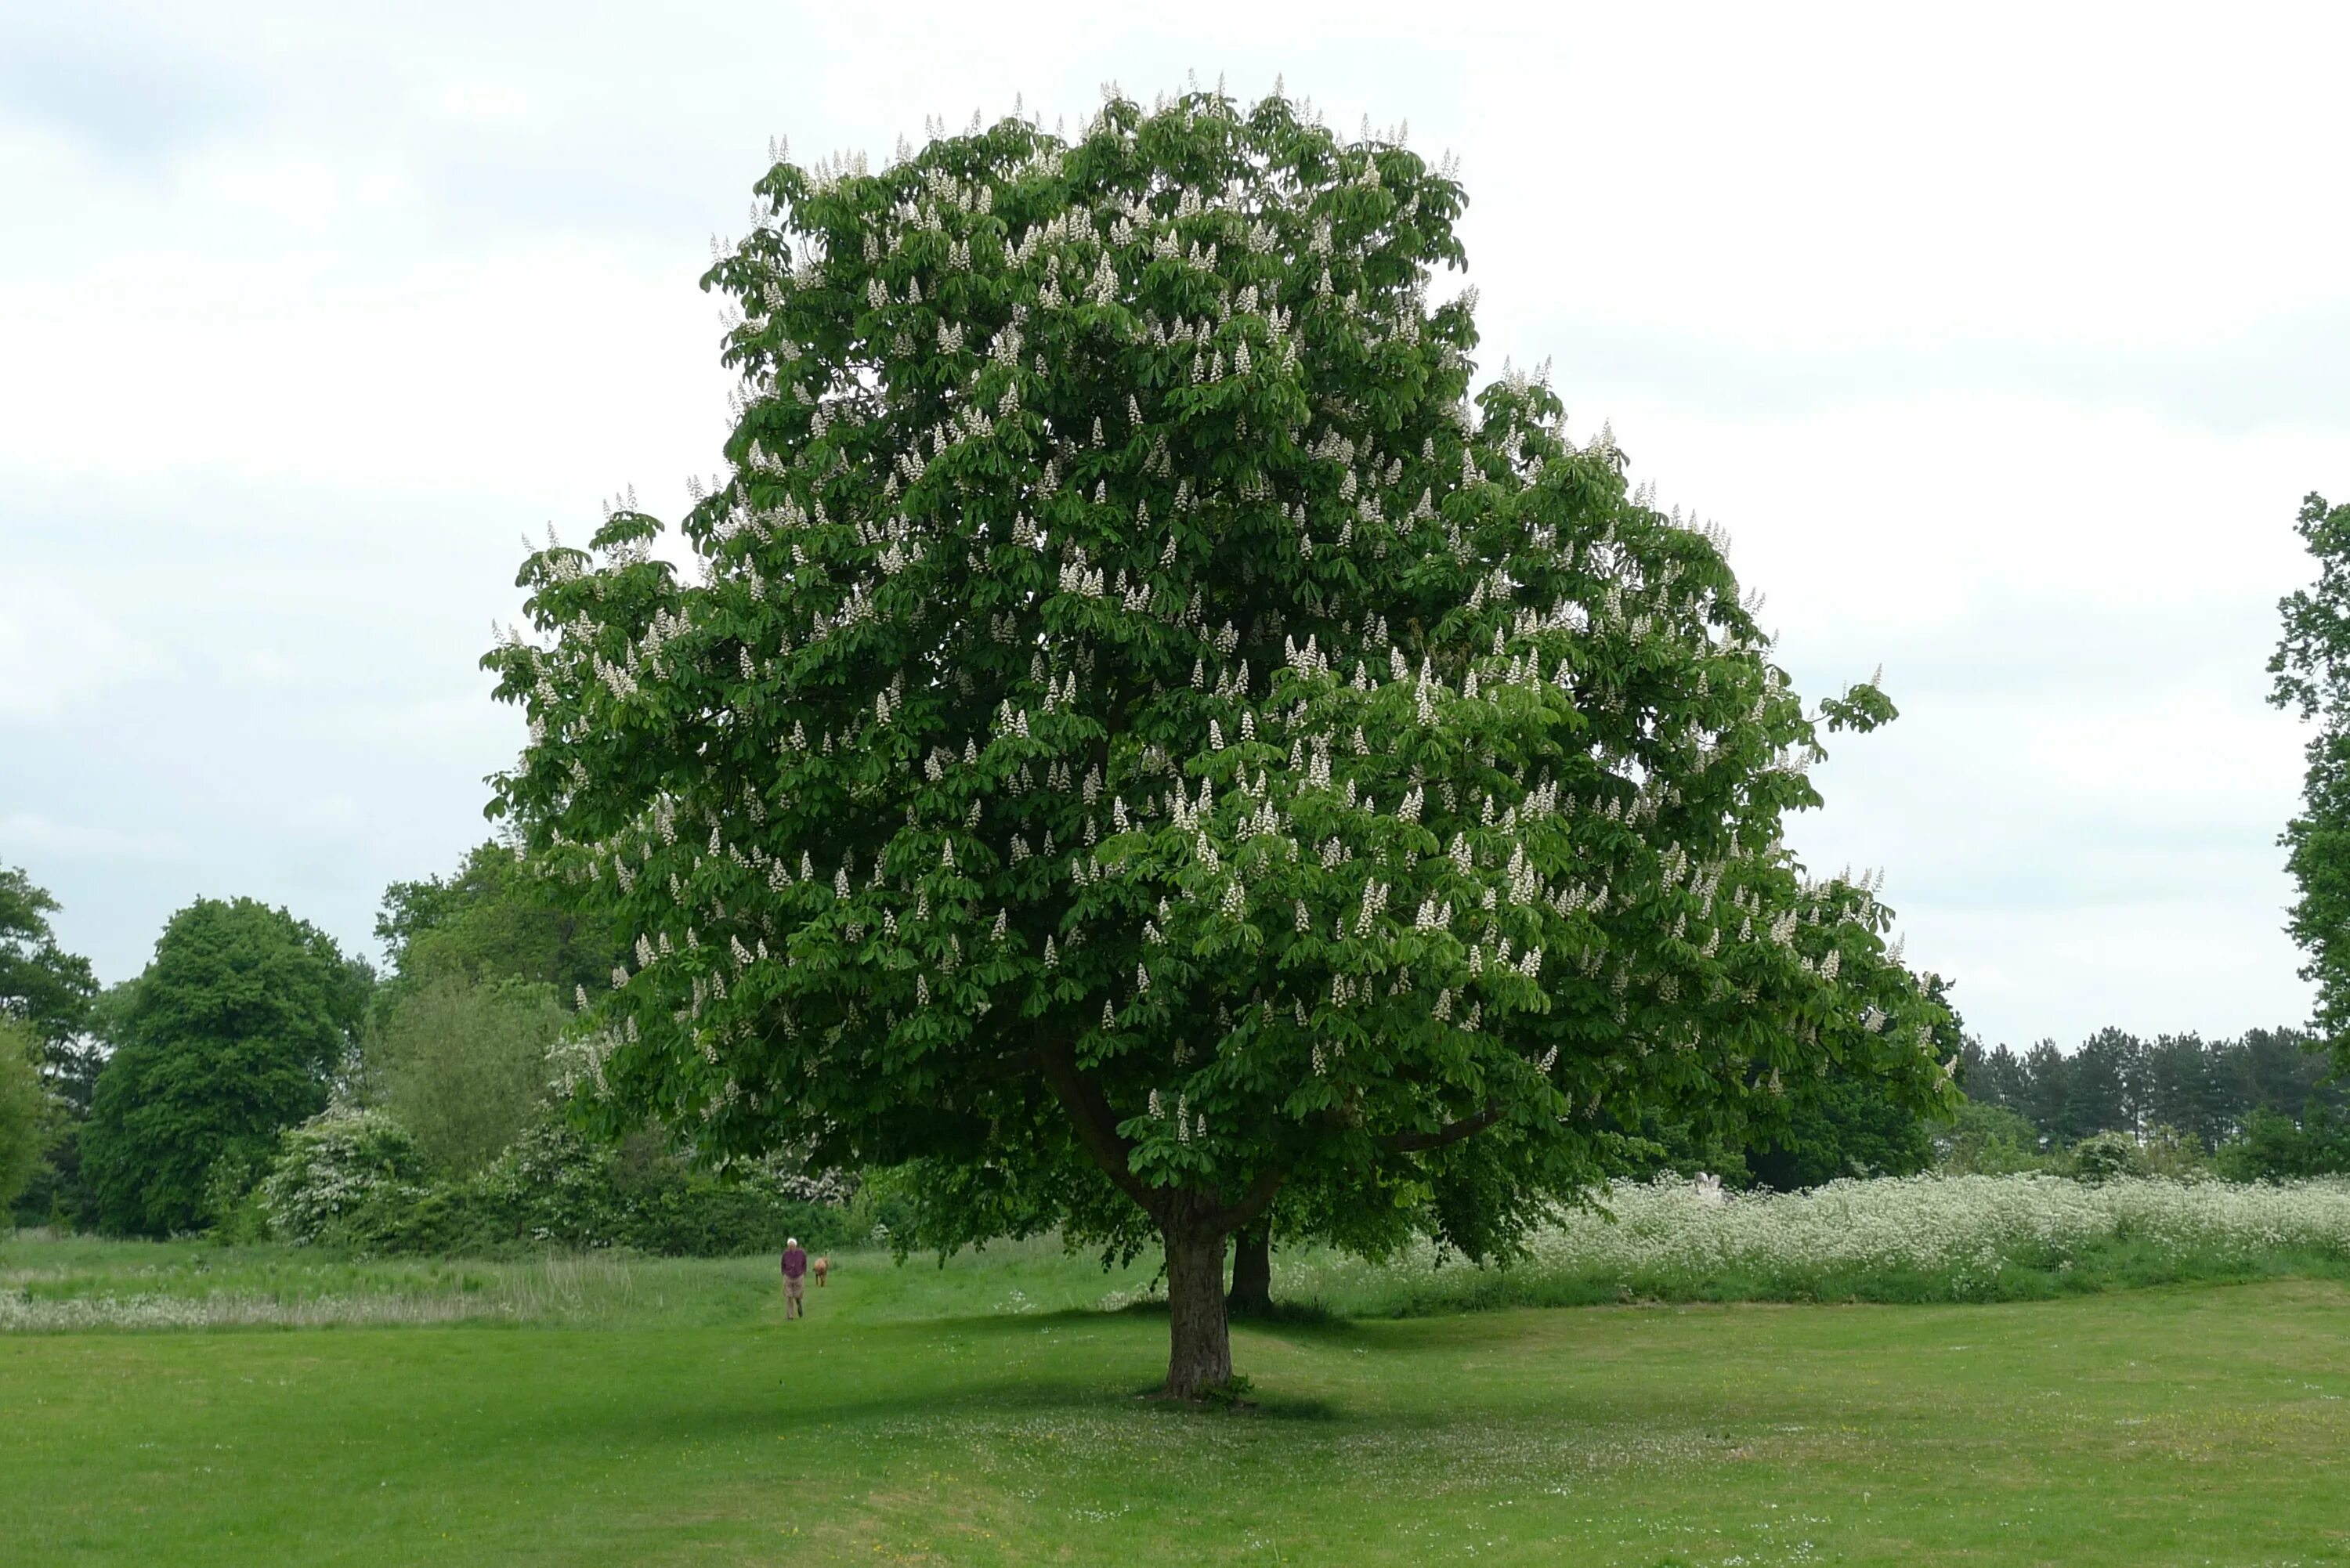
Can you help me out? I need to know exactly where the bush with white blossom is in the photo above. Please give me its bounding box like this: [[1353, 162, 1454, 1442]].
[[258, 1109, 430, 1246]]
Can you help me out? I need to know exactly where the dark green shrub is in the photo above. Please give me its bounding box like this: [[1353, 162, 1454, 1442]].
[[2218, 1108, 2350, 1182], [1936, 1098, 2052, 1176]]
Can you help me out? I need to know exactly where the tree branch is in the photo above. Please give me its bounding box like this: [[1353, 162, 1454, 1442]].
[[1202, 1165, 1285, 1236], [1383, 1102, 1505, 1153], [1039, 1044, 1165, 1224]]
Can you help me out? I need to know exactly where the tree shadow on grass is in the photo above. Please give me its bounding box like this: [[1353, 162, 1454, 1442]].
[[613, 1362, 1352, 1443], [593, 1306, 1371, 1442], [859, 1297, 1375, 1345]]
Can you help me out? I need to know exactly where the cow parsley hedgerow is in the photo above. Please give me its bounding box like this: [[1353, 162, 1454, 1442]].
[[1271, 1174, 2350, 1306]]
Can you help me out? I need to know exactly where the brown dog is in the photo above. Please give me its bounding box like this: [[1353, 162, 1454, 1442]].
[[812, 1255, 830, 1288]]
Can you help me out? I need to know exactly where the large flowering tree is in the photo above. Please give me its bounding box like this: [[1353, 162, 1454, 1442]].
[[486, 88, 1952, 1397]]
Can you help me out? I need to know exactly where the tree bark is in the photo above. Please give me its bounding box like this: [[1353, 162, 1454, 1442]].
[[1039, 1048, 1288, 1400], [1162, 1208, 1234, 1399], [1227, 1223, 1273, 1317]]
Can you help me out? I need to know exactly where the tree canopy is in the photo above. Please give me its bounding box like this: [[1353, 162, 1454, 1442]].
[[365, 843, 616, 1178], [374, 840, 623, 1005], [0, 863, 99, 1085], [486, 88, 1951, 1396], [82, 898, 371, 1236]]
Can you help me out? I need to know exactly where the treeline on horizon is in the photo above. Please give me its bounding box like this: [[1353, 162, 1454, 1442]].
[[0, 851, 866, 1252], [1958, 1030, 2343, 1152], [5, 846, 2350, 1250]]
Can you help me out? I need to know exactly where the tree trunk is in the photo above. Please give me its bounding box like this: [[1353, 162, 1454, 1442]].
[[1227, 1223, 1273, 1317], [1162, 1211, 1234, 1399]]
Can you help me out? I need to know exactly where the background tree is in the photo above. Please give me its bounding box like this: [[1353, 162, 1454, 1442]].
[[2237, 1026, 2343, 1120], [0, 864, 99, 1094], [374, 840, 623, 1012], [1956, 1039, 2034, 1116], [1935, 1098, 2049, 1174], [2139, 1032, 2231, 1148], [2216, 1105, 2350, 1180], [486, 89, 1951, 1396], [2065, 1027, 2141, 1142], [363, 844, 624, 1177], [2273, 492, 2350, 1057], [2, 865, 103, 1226], [82, 898, 369, 1235], [1948, 1022, 2337, 1160], [0, 1017, 45, 1214], [2017, 1040, 2073, 1140], [369, 975, 567, 1176]]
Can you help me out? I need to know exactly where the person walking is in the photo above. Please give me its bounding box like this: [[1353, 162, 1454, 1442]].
[[780, 1237, 808, 1319]]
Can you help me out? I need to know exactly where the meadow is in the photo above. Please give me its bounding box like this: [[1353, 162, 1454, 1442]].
[[8, 1176, 2350, 1565]]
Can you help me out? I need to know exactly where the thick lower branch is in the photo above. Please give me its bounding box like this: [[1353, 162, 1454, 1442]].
[[1040, 1043, 1285, 1238], [1039, 1043, 1164, 1223], [1384, 1102, 1505, 1153], [1201, 1165, 1285, 1236]]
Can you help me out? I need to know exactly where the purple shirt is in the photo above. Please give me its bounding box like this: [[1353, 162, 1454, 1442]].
[[781, 1246, 808, 1281]]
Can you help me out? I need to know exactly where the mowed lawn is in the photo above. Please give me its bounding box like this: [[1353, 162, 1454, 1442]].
[[5, 1268, 2349, 1566]]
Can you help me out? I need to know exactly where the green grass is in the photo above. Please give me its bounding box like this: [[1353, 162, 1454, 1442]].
[[5, 1232, 2350, 1564], [0, 1231, 1165, 1330]]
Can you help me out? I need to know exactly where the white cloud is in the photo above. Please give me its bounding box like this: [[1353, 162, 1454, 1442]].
[[0, 812, 187, 863], [0, 581, 165, 719]]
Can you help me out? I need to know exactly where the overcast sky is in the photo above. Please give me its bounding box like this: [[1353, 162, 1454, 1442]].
[[5, 1, 2345, 1051]]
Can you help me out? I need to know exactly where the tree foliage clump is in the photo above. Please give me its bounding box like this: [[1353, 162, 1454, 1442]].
[[1934, 1098, 2050, 1176], [486, 89, 1950, 1395], [0, 863, 99, 1099], [369, 975, 568, 1177], [1, 865, 105, 1227], [0, 1017, 46, 1213], [2216, 1106, 2350, 1182], [82, 898, 370, 1236], [1744, 1066, 1939, 1190], [2273, 491, 2350, 1057], [374, 840, 623, 1010]]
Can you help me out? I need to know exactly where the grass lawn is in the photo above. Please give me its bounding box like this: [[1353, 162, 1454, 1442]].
[[5, 1240, 2349, 1566]]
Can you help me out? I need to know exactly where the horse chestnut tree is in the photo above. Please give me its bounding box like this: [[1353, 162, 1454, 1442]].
[[486, 88, 1950, 1398]]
